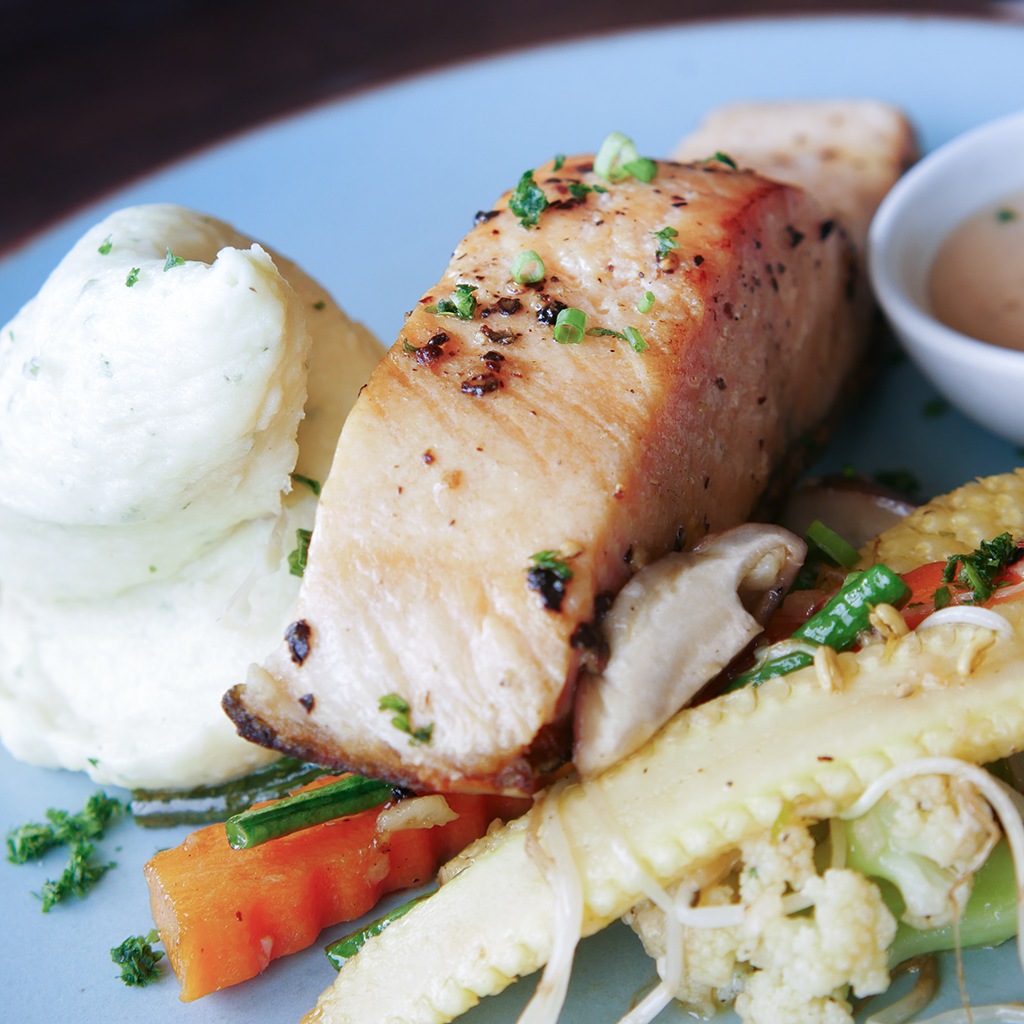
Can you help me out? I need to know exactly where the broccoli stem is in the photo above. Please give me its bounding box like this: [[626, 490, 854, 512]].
[[225, 774, 395, 850], [728, 563, 910, 690], [882, 838, 1017, 966]]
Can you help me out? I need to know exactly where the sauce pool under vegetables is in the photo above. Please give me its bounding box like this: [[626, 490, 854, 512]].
[[929, 190, 1024, 351]]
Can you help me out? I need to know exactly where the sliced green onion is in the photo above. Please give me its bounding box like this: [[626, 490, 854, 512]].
[[225, 773, 394, 850], [806, 520, 861, 570], [553, 307, 587, 345], [711, 151, 738, 170], [511, 250, 545, 285], [325, 893, 434, 968], [636, 291, 655, 314], [622, 157, 657, 183], [624, 327, 648, 353]]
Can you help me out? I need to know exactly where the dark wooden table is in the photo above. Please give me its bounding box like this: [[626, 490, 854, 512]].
[[0, 0, 999, 255]]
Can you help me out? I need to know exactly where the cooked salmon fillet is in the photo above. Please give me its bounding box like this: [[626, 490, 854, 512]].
[[224, 107, 914, 793]]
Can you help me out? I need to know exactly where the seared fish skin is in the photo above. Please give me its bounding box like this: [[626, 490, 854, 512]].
[[225, 156, 867, 793]]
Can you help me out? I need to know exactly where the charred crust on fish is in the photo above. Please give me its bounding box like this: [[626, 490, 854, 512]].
[[285, 620, 311, 665]]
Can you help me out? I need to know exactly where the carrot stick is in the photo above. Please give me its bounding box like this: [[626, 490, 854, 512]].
[[144, 777, 528, 1001]]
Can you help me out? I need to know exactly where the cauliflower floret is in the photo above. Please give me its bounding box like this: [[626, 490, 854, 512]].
[[847, 774, 999, 928], [627, 825, 897, 1024], [736, 971, 852, 1024], [626, 883, 747, 1017], [740, 869, 895, 997], [739, 820, 818, 901]]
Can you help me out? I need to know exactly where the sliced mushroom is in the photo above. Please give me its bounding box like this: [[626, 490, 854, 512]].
[[573, 524, 806, 778], [779, 474, 917, 550]]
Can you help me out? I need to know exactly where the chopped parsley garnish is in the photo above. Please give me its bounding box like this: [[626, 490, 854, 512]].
[[566, 182, 597, 200], [637, 291, 655, 314], [291, 473, 321, 497], [379, 694, 433, 745], [708, 151, 738, 170], [509, 169, 549, 229], [98, 235, 113, 255], [37, 840, 114, 912], [942, 532, 1022, 604], [553, 154, 566, 171], [553, 307, 587, 345], [933, 585, 952, 610], [288, 528, 313, 577], [125, 268, 140, 287], [111, 930, 164, 987], [528, 550, 574, 581], [922, 396, 949, 417], [594, 131, 657, 183], [313, 300, 326, 310], [996, 207, 1020, 223], [429, 284, 478, 320], [163, 249, 185, 271], [402, 338, 417, 353], [651, 226, 679, 257], [511, 250, 545, 285], [6, 791, 122, 864]]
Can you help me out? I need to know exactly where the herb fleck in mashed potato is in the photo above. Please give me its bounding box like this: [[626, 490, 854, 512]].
[[0, 204, 381, 788]]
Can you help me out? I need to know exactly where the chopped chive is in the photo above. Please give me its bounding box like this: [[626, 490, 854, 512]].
[[553, 307, 587, 345], [637, 291, 655, 314], [163, 249, 185, 271], [710, 151, 738, 169], [98, 235, 112, 255], [125, 268, 140, 287], [511, 250, 545, 285]]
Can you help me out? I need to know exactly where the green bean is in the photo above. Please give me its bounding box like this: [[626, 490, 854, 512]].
[[130, 757, 333, 828], [225, 773, 395, 850], [727, 563, 911, 690], [325, 893, 434, 969]]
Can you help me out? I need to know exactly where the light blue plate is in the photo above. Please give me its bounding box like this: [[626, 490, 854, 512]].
[[2, 14, 1024, 1024]]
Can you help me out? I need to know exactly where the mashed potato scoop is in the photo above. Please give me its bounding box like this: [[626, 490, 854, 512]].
[[0, 204, 381, 788]]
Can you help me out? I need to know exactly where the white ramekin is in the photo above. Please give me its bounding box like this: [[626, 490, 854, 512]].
[[868, 109, 1024, 444]]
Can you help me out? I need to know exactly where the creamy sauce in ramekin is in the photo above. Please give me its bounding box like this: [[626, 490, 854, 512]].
[[929, 190, 1024, 351]]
